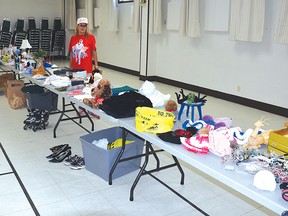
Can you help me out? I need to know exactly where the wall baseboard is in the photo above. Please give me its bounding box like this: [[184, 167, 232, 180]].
[[100, 62, 288, 118]]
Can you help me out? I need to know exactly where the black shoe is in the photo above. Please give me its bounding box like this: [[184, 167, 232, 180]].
[[50, 144, 67, 152], [49, 149, 72, 163], [46, 144, 70, 159]]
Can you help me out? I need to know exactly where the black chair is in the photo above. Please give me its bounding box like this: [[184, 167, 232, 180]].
[[12, 18, 27, 49], [0, 18, 12, 48], [27, 17, 40, 52], [52, 17, 65, 59]]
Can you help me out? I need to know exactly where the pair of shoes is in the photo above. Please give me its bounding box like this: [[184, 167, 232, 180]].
[[46, 144, 72, 163], [70, 157, 85, 170], [64, 154, 81, 166], [46, 144, 70, 159], [65, 155, 85, 170], [49, 149, 72, 163], [49, 144, 67, 152]]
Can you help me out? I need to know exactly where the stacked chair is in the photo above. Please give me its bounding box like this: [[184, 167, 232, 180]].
[[52, 17, 65, 59], [27, 17, 41, 53], [12, 18, 27, 49], [0, 18, 12, 48], [40, 17, 52, 58]]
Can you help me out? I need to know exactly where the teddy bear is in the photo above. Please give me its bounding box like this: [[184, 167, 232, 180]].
[[138, 80, 170, 107], [83, 78, 112, 109]]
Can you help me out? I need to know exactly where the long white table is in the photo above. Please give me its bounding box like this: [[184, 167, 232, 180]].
[[20, 71, 288, 215]]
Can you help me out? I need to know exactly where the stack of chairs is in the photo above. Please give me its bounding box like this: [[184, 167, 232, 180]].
[[12, 18, 27, 49], [40, 17, 52, 58], [27, 17, 40, 53], [0, 18, 12, 48], [52, 17, 65, 59]]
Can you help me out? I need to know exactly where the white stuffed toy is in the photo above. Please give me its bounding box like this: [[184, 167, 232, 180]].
[[139, 80, 171, 107]]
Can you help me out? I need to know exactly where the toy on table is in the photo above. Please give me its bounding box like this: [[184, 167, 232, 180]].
[[175, 88, 207, 121], [83, 79, 112, 109]]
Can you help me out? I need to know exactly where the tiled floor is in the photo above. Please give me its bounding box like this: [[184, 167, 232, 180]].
[[0, 60, 286, 216]]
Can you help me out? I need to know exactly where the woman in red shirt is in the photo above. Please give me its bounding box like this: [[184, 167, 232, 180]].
[[69, 17, 98, 73]]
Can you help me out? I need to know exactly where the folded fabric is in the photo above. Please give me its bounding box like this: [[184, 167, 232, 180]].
[[112, 86, 138, 96]]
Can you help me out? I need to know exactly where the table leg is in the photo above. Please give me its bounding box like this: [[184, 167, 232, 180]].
[[109, 128, 128, 185], [130, 140, 150, 201]]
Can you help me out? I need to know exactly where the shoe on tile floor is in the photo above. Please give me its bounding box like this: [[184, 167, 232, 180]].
[[69, 157, 85, 170], [64, 154, 81, 166]]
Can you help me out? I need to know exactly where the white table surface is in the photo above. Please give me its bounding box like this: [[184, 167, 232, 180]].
[[119, 117, 288, 215]]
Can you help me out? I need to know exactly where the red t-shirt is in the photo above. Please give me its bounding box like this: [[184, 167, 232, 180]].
[[69, 34, 96, 73]]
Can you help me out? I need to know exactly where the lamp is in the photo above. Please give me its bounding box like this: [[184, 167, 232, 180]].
[[20, 39, 32, 58], [20, 39, 32, 51]]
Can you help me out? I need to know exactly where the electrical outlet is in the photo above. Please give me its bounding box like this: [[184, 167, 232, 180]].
[[237, 85, 241, 92]]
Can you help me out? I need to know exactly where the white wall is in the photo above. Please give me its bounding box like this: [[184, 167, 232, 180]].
[[0, 0, 64, 30], [147, 0, 288, 109], [1, 0, 286, 109], [93, 0, 140, 71]]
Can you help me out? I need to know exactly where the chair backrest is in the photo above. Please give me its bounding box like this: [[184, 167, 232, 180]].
[[53, 17, 62, 31], [15, 18, 25, 32], [28, 17, 36, 30], [2, 19, 10, 32], [41, 17, 49, 30]]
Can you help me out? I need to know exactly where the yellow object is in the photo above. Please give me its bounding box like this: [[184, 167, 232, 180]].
[[107, 138, 134, 150], [268, 128, 288, 156], [32, 61, 45, 76], [135, 107, 175, 134]]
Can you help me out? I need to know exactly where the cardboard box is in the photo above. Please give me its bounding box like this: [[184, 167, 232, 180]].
[[268, 128, 288, 155], [6, 80, 26, 109], [80, 127, 144, 181]]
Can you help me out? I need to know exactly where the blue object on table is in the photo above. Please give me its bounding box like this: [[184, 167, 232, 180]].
[[177, 102, 204, 122], [43, 62, 52, 68]]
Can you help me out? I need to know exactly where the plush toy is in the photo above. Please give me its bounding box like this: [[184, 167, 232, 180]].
[[165, 99, 177, 112], [83, 79, 112, 109], [139, 80, 170, 107]]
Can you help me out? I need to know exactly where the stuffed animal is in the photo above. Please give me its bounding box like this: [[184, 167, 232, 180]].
[[139, 80, 170, 107], [83, 79, 112, 109], [165, 100, 177, 112]]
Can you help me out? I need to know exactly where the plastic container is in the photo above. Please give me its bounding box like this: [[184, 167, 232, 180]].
[[80, 127, 144, 181], [21, 84, 58, 111]]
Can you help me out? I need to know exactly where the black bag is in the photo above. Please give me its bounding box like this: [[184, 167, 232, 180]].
[[99, 91, 152, 118]]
